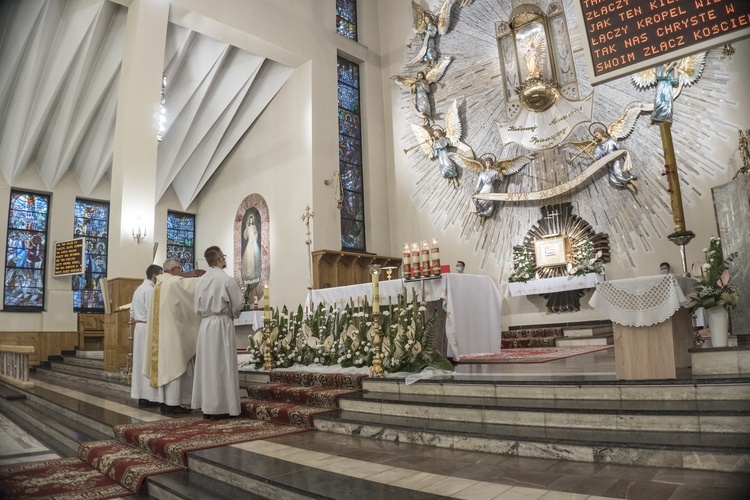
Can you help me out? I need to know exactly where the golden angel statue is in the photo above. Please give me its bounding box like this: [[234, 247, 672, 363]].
[[410, 100, 473, 188], [631, 53, 706, 124], [392, 58, 451, 124], [454, 153, 535, 219], [564, 102, 645, 192], [409, 0, 455, 67]]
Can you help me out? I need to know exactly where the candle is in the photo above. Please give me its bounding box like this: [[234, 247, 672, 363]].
[[411, 243, 421, 279], [372, 268, 380, 314], [402, 243, 411, 280], [264, 284, 270, 320], [430, 238, 441, 276], [421, 240, 430, 277]]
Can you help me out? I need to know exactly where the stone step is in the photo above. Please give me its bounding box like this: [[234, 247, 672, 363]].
[[147, 470, 266, 500], [363, 378, 750, 401], [562, 324, 613, 337], [556, 336, 611, 347], [59, 353, 105, 370], [46, 360, 128, 386], [313, 410, 750, 473], [75, 350, 104, 360], [0, 394, 110, 457], [338, 392, 750, 434]]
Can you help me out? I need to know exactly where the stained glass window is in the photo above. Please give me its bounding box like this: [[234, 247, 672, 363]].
[[336, 0, 357, 41], [167, 211, 195, 272], [3, 191, 50, 311], [337, 56, 365, 251], [73, 199, 109, 313]]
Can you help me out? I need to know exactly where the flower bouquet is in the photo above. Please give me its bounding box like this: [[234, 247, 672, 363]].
[[687, 236, 739, 311], [566, 239, 604, 276]]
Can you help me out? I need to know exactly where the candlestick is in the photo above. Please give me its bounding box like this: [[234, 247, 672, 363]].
[[264, 284, 270, 320]]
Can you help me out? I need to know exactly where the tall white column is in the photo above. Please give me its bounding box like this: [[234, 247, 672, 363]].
[[109, 0, 169, 278]]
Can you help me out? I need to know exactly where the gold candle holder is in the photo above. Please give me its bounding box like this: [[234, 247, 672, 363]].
[[369, 264, 384, 378], [263, 317, 274, 371]]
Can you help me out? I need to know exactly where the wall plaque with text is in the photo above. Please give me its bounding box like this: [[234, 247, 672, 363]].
[[54, 238, 85, 276], [571, 0, 750, 84]]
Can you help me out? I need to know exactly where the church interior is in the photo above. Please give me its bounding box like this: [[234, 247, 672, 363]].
[[0, 0, 749, 498]]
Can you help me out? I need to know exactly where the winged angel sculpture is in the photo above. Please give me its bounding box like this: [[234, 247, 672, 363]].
[[409, 0, 455, 67], [411, 100, 473, 188], [454, 153, 536, 220], [564, 102, 646, 193], [631, 53, 706, 124], [392, 58, 451, 125]]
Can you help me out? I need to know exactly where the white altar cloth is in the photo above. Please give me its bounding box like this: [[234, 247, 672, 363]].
[[234, 310, 264, 350], [307, 274, 502, 359], [504, 273, 603, 298], [589, 274, 696, 327]]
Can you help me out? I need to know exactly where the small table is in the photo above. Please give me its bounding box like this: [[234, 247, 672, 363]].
[[590, 274, 696, 380]]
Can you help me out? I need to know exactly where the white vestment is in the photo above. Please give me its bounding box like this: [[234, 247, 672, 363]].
[[192, 266, 243, 415], [129, 279, 160, 402], [143, 273, 201, 406]]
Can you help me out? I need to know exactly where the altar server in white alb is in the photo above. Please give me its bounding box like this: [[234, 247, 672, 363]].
[[130, 264, 162, 407], [192, 246, 243, 419]]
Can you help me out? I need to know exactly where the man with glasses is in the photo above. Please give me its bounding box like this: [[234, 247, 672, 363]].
[[192, 246, 243, 420]]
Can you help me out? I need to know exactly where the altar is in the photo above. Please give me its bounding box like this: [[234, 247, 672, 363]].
[[307, 274, 503, 359], [504, 273, 603, 298], [590, 274, 696, 380], [234, 310, 264, 350]]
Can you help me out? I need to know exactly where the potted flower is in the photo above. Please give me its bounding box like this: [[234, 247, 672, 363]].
[[687, 237, 739, 347]]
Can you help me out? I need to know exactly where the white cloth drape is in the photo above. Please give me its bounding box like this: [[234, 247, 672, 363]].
[[504, 273, 603, 298], [307, 274, 502, 359], [589, 274, 696, 327]]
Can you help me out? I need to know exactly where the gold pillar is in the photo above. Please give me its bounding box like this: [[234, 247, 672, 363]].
[[659, 122, 686, 233]]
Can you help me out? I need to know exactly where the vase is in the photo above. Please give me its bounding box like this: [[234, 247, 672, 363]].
[[705, 306, 729, 348]]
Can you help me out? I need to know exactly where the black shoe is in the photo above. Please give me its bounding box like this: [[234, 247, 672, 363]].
[[138, 399, 160, 408], [161, 404, 192, 414], [209, 413, 232, 420]]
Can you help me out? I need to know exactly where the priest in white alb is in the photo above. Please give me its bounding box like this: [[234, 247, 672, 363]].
[[130, 264, 162, 407], [143, 258, 201, 414]]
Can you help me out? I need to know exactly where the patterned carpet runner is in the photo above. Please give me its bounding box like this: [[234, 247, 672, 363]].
[[0, 370, 365, 498], [456, 345, 614, 364]]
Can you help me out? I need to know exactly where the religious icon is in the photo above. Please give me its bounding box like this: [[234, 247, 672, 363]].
[[392, 57, 451, 125], [453, 153, 535, 221], [631, 53, 706, 124], [241, 208, 262, 286], [410, 100, 474, 188], [408, 0, 455, 67]]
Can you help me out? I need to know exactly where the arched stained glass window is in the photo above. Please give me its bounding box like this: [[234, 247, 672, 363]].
[[337, 56, 365, 251], [167, 211, 195, 272], [3, 190, 50, 311], [336, 0, 357, 41], [73, 199, 109, 313]]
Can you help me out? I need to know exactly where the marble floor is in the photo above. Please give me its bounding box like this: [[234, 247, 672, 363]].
[[1, 349, 749, 499]]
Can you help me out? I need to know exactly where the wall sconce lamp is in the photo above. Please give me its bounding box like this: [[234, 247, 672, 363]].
[[132, 226, 147, 244]]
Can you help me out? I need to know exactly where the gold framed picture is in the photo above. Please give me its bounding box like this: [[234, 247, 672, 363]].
[[534, 236, 568, 267]]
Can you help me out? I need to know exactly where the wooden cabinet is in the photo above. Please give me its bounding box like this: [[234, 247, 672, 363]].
[[77, 314, 104, 351], [312, 250, 401, 289], [103, 277, 141, 373]]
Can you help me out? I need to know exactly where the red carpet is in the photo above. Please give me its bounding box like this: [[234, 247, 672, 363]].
[[456, 345, 613, 364], [114, 416, 309, 466], [77, 439, 182, 494], [0, 456, 131, 499], [241, 397, 335, 427]]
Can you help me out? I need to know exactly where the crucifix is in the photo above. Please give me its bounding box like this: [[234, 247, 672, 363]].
[[301, 205, 314, 290]]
